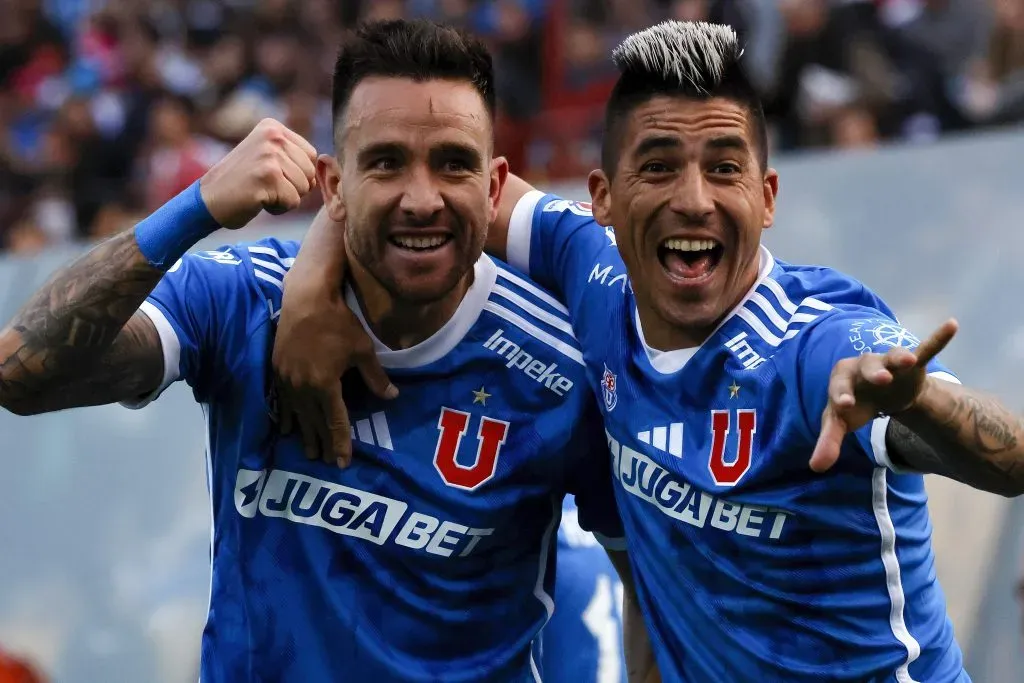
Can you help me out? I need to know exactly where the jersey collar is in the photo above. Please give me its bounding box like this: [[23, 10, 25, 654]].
[[345, 254, 498, 369], [636, 245, 776, 375]]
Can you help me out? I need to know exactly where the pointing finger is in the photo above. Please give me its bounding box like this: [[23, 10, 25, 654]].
[[913, 318, 958, 368]]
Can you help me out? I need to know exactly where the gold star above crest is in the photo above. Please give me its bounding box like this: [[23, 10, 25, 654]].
[[728, 381, 740, 399], [472, 386, 492, 406]]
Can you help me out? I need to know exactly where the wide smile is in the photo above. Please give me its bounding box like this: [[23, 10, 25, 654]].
[[657, 237, 724, 285], [388, 233, 454, 253]]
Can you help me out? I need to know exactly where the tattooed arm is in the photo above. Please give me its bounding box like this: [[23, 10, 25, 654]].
[[0, 231, 166, 415], [886, 379, 1024, 497], [0, 118, 319, 416]]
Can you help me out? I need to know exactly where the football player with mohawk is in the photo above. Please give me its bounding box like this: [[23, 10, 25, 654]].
[[277, 20, 1024, 682]]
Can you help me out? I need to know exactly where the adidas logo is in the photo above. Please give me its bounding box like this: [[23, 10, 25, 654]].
[[637, 423, 683, 458], [351, 412, 393, 451]]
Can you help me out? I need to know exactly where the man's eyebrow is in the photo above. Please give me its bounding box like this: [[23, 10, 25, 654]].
[[633, 136, 681, 158], [356, 141, 406, 163], [706, 135, 750, 154]]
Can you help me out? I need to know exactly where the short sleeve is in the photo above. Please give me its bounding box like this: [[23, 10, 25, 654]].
[[796, 311, 960, 473], [506, 191, 616, 317], [122, 246, 260, 408], [565, 403, 626, 550]]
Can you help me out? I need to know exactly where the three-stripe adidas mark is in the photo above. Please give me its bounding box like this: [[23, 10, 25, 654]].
[[637, 423, 684, 458], [351, 412, 393, 451]]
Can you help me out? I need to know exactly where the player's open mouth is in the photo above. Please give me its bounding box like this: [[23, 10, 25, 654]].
[[658, 238, 724, 282], [389, 235, 453, 252]]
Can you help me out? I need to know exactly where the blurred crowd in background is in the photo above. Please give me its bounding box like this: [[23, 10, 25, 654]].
[[0, 0, 1023, 255]]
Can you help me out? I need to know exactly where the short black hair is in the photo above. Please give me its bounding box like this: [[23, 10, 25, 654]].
[[601, 21, 768, 175], [331, 19, 495, 141]]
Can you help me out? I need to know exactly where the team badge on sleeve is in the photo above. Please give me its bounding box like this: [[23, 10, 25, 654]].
[[848, 319, 922, 354], [602, 364, 618, 412], [542, 198, 593, 216]]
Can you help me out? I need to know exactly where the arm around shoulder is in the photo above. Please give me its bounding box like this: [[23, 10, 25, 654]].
[[489, 173, 538, 263]]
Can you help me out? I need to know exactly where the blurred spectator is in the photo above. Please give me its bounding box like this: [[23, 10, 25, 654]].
[[961, 0, 1024, 124], [0, 0, 1018, 253], [142, 93, 224, 211]]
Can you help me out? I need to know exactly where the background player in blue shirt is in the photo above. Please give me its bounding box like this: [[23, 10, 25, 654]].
[[273, 19, 1024, 683], [541, 497, 628, 683], [0, 19, 643, 683]]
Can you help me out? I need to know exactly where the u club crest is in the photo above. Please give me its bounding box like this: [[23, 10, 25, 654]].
[[602, 364, 618, 412]]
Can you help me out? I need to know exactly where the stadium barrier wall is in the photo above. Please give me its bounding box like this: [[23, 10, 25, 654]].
[[1, 128, 1023, 681]]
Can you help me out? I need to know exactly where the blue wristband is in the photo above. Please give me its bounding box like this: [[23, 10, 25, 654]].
[[134, 180, 221, 270]]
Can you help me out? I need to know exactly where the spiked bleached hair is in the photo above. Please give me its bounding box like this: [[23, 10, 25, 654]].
[[601, 21, 767, 174], [612, 21, 741, 95]]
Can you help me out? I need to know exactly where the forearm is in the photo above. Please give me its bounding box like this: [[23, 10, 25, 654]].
[[0, 231, 162, 412], [887, 377, 1024, 496], [488, 173, 535, 261], [622, 587, 660, 683], [0, 182, 217, 414], [606, 549, 659, 683], [294, 206, 347, 284]]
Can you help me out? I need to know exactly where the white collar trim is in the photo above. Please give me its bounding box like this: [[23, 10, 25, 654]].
[[345, 254, 498, 369]]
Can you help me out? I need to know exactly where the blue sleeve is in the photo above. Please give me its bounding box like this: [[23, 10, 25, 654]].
[[795, 310, 959, 472], [565, 403, 626, 549], [506, 191, 616, 317], [124, 245, 262, 407]]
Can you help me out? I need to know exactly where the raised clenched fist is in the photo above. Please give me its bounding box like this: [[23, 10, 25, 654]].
[[199, 118, 318, 229]]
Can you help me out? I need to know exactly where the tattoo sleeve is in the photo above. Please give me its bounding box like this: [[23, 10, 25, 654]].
[[886, 379, 1024, 496], [0, 230, 167, 415]]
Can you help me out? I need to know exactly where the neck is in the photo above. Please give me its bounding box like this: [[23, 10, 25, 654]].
[[641, 317, 716, 352], [348, 260, 474, 351]]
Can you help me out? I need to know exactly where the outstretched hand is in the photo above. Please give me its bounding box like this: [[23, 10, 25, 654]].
[[810, 319, 959, 473]]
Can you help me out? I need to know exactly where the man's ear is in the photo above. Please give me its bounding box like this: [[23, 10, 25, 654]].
[[588, 169, 613, 227], [317, 154, 346, 222], [762, 168, 779, 230], [488, 155, 510, 224]]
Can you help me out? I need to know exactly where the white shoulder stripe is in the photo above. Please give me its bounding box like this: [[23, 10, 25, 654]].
[[738, 292, 833, 347], [759, 277, 833, 320], [247, 245, 295, 267], [484, 301, 584, 365], [748, 291, 789, 333], [760, 277, 798, 315], [493, 285, 576, 339], [737, 308, 785, 346], [790, 312, 819, 325], [496, 267, 570, 316], [251, 257, 288, 275], [801, 297, 833, 312], [254, 270, 283, 291]]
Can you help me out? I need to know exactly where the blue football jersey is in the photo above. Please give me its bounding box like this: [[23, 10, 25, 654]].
[[541, 497, 627, 683], [127, 238, 624, 683], [506, 191, 970, 682]]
